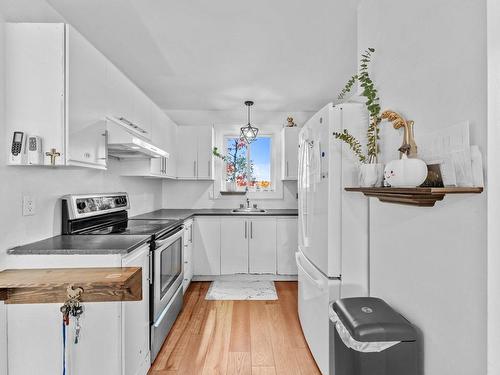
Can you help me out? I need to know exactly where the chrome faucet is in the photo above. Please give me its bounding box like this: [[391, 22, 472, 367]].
[[246, 197, 250, 208]]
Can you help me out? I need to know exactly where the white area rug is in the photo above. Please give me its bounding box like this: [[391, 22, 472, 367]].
[[205, 280, 278, 300]]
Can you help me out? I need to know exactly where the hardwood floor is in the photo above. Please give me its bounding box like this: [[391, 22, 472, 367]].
[[149, 281, 321, 375]]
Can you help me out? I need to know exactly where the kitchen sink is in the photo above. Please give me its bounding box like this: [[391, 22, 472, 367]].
[[231, 208, 267, 214]]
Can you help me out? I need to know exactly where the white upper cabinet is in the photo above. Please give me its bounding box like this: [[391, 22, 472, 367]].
[[151, 105, 177, 178], [281, 127, 300, 180], [5, 22, 178, 171], [196, 126, 214, 179], [119, 104, 177, 179], [106, 62, 135, 127], [6, 23, 107, 169], [106, 62, 152, 140], [151, 105, 169, 150], [66, 25, 108, 168], [176, 126, 214, 179], [176, 126, 198, 179], [132, 90, 152, 139]]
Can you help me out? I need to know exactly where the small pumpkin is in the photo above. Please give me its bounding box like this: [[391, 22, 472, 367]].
[[384, 154, 428, 188]]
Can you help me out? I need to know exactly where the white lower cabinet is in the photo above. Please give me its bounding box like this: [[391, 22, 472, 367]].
[[121, 246, 150, 375], [248, 218, 277, 274], [193, 217, 221, 275], [5, 247, 150, 375], [277, 218, 299, 275], [193, 216, 298, 277], [183, 219, 194, 291], [220, 218, 249, 274]]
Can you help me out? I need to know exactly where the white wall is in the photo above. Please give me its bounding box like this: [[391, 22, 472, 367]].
[[358, 1, 487, 374], [487, 1, 500, 374], [163, 120, 300, 210], [163, 180, 298, 209], [0, 13, 6, 375], [0, 17, 164, 374]]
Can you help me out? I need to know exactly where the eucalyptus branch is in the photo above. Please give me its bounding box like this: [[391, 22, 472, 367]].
[[366, 116, 381, 161], [338, 74, 358, 100], [333, 130, 367, 164], [336, 47, 381, 162]]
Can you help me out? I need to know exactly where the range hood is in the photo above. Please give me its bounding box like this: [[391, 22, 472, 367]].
[[106, 116, 169, 159]]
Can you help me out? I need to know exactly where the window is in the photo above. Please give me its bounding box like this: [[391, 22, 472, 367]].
[[222, 136, 273, 192]]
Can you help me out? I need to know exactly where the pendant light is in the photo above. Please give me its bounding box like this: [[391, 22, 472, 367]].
[[240, 100, 259, 144]]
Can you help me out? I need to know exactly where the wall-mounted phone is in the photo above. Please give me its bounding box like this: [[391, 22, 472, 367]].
[[27, 136, 43, 165], [9, 131, 26, 165]]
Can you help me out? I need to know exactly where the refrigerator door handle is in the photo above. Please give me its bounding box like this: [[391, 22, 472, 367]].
[[296, 252, 324, 290]]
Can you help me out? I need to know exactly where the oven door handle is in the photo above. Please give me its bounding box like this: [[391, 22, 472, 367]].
[[155, 226, 184, 248]]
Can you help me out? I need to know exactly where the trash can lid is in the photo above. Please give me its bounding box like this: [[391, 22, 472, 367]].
[[332, 297, 417, 342]]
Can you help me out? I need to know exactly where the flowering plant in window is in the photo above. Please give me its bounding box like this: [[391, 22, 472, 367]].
[[213, 139, 254, 185]]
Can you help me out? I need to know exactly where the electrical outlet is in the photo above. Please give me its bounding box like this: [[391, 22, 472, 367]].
[[22, 195, 35, 216]]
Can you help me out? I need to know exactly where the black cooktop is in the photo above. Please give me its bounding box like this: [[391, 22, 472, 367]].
[[81, 219, 181, 237]]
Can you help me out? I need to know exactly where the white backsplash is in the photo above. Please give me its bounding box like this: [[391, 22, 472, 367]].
[[162, 179, 298, 209]]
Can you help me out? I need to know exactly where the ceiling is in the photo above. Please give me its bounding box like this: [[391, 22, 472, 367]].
[[0, 0, 359, 125]]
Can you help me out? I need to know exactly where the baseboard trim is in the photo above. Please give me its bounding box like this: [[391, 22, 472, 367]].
[[192, 274, 298, 282]]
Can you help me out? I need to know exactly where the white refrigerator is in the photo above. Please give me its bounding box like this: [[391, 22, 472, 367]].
[[296, 102, 370, 374]]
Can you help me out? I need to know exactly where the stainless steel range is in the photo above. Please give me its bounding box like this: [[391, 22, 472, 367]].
[[61, 193, 184, 362]]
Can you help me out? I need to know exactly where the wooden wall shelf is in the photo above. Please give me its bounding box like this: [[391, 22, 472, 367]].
[[0, 267, 142, 304], [345, 187, 483, 207]]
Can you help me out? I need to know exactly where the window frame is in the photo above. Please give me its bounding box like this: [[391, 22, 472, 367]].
[[222, 134, 274, 193], [212, 124, 284, 200]]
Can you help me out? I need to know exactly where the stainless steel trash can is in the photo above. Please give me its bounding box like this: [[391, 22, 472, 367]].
[[329, 297, 418, 375]]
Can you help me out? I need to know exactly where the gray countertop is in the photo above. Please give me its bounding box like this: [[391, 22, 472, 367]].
[[131, 208, 298, 221], [8, 235, 151, 255], [8, 209, 297, 256]]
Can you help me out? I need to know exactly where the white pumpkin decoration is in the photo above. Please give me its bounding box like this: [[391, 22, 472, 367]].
[[384, 154, 428, 187]]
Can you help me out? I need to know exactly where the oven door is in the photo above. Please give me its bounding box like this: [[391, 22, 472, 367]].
[[153, 226, 184, 320]]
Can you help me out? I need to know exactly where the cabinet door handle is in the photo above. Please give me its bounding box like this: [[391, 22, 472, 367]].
[[244, 221, 247, 239], [148, 252, 153, 285], [193, 161, 197, 177], [250, 221, 253, 239], [286, 161, 289, 177], [98, 130, 109, 161]]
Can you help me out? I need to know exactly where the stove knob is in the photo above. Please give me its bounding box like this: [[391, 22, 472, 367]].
[[76, 202, 86, 211], [115, 197, 127, 206]]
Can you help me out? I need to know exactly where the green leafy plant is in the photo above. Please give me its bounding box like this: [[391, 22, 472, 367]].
[[334, 130, 367, 164], [334, 47, 381, 163]]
